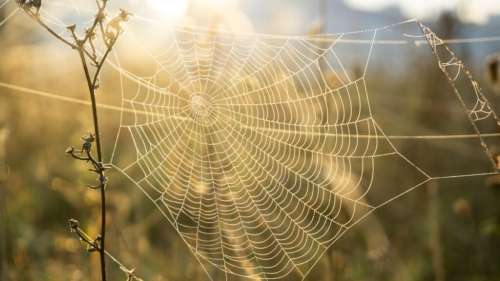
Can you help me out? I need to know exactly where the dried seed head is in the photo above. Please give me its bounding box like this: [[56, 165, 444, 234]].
[[94, 235, 102, 250]]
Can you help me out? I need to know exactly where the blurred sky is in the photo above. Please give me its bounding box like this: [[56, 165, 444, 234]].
[[345, 0, 500, 24], [136, 0, 500, 33]]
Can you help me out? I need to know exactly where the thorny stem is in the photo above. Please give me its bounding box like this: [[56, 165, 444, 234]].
[[18, 1, 131, 280]]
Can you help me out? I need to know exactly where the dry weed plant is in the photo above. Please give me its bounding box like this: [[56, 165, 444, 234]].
[[15, 0, 140, 280]]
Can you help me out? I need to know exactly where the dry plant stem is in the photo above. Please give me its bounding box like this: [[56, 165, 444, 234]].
[[75, 36, 119, 280], [78, 47, 108, 281], [70, 25, 116, 281], [20, 1, 118, 280], [73, 42, 119, 281]]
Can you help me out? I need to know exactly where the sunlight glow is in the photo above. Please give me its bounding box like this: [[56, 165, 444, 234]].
[[189, 0, 240, 15], [146, 0, 188, 22]]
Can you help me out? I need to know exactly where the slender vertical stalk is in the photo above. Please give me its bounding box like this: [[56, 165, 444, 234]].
[[77, 47, 107, 281], [77, 39, 117, 281]]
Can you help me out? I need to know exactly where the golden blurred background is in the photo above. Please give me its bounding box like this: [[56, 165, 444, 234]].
[[1, 1, 500, 281]]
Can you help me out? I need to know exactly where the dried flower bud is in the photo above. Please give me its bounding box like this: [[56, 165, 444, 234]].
[[67, 24, 77, 32], [16, 0, 41, 11], [119, 9, 132, 21], [82, 142, 92, 152], [82, 133, 95, 143], [94, 235, 102, 250], [86, 244, 98, 252], [123, 268, 136, 281], [32, 0, 41, 9], [68, 218, 80, 231], [99, 174, 108, 185], [81, 133, 95, 151], [65, 146, 74, 154]]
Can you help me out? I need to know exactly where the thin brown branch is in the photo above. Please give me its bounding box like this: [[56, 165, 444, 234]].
[[23, 9, 99, 65], [82, 0, 107, 44], [92, 38, 117, 87], [25, 9, 77, 49], [74, 42, 108, 281]]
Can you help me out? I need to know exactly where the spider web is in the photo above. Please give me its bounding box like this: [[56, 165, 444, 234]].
[[1, 3, 500, 280], [105, 20, 500, 281], [111, 26, 387, 281]]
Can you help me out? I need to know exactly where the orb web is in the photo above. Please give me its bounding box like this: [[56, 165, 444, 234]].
[[108, 25, 387, 280], [105, 20, 500, 281]]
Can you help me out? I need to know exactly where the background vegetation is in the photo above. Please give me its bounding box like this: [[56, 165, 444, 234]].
[[1, 1, 500, 281]]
